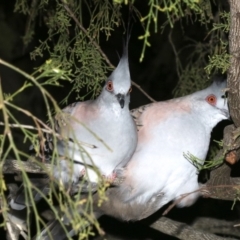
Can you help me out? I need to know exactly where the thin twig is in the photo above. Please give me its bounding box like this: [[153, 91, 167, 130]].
[[0, 58, 59, 112], [0, 59, 35, 82], [0, 121, 51, 135], [61, 1, 156, 103], [163, 183, 240, 216], [149, 216, 237, 240], [168, 30, 182, 80], [131, 81, 156, 102], [61, 1, 114, 69], [162, 188, 204, 215], [0, 121, 96, 149], [23, 0, 38, 46], [2, 159, 51, 174]]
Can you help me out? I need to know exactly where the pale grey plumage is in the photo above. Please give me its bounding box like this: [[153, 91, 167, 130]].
[[52, 49, 136, 185], [7, 43, 137, 238], [96, 78, 229, 221], [37, 78, 229, 240]]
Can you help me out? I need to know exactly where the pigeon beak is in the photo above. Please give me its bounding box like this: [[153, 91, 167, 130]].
[[116, 94, 125, 108]]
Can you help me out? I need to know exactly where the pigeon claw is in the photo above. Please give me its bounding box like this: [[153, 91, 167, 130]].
[[103, 168, 125, 186]]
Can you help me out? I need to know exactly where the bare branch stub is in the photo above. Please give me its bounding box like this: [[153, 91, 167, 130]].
[[149, 216, 236, 240]]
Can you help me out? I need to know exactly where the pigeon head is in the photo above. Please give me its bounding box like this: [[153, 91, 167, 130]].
[[100, 44, 132, 109], [207, 78, 229, 118], [192, 77, 229, 127]]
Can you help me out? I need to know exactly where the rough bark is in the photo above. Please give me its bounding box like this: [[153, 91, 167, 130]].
[[150, 217, 238, 240], [228, 0, 240, 127], [204, 125, 240, 201], [192, 217, 240, 238]]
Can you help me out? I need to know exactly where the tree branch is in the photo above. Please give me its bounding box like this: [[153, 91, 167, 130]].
[[0, 121, 96, 149], [2, 159, 51, 174], [203, 125, 240, 201], [149, 217, 238, 240], [131, 81, 156, 102], [192, 217, 240, 238]]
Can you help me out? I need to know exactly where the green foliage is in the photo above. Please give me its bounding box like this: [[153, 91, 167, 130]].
[[184, 151, 224, 172], [204, 11, 230, 75], [15, 0, 122, 102], [113, 0, 130, 4], [184, 139, 225, 172], [0, 0, 231, 239], [205, 52, 230, 75], [2, 0, 128, 238], [172, 4, 230, 97], [0, 58, 107, 238], [14, 0, 230, 99], [212, 11, 230, 33], [138, 0, 211, 62]]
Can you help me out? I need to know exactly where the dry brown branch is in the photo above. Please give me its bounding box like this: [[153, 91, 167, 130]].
[[162, 189, 204, 215], [168, 30, 181, 80], [2, 155, 240, 240], [203, 125, 240, 201], [192, 217, 240, 238], [150, 217, 238, 240], [0, 121, 96, 149], [2, 159, 51, 174], [131, 81, 156, 102]]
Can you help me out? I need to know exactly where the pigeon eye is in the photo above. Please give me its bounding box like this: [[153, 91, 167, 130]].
[[206, 94, 217, 106], [128, 86, 132, 93], [106, 81, 113, 92]]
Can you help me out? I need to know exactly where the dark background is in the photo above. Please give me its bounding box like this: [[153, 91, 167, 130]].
[[0, 1, 238, 239]]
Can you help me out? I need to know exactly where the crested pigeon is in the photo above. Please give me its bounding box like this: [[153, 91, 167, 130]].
[[37, 78, 229, 240], [97, 77, 229, 221], [7, 42, 138, 237]]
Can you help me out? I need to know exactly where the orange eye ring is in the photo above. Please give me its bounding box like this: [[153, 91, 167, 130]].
[[106, 81, 113, 92], [206, 94, 217, 106]]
